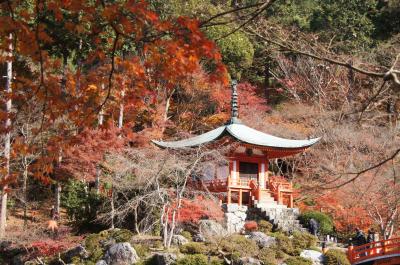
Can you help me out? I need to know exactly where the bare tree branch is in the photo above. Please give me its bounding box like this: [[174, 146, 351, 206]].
[[247, 28, 400, 86]]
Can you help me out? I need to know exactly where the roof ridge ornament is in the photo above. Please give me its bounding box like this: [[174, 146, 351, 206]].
[[230, 80, 242, 124]]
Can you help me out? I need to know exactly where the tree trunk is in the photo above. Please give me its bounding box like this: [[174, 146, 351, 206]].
[[23, 156, 28, 229], [118, 90, 125, 129], [110, 189, 115, 229], [264, 62, 271, 101], [55, 183, 61, 218], [1, 34, 13, 238], [95, 166, 101, 194]]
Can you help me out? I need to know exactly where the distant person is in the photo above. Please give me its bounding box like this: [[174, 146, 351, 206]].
[[354, 227, 367, 246], [309, 218, 319, 236], [50, 205, 55, 219], [367, 228, 376, 243]]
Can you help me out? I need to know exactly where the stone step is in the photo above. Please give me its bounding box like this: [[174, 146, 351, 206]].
[[252, 203, 307, 233]]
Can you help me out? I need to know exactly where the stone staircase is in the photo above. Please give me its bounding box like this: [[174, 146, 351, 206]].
[[251, 193, 308, 233]]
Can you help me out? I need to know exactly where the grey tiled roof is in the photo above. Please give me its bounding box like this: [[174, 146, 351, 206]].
[[152, 122, 320, 149]]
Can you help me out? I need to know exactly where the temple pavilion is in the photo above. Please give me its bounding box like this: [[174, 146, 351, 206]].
[[152, 81, 320, 209]]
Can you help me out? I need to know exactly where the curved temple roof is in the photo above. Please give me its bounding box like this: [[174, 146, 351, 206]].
[[152, 122, 320, 150]]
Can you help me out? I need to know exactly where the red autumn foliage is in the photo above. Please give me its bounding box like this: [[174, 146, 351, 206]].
[[0, 0, 228, 183], [30, 239, 75, 258], [59, 124, 126, 182], [211, 82, 269, 118], [175, 197, 224, 224], [300, 191, 373, 233]]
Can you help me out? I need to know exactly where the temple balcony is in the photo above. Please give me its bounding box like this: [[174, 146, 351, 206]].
[[189, 175, 294, 208]]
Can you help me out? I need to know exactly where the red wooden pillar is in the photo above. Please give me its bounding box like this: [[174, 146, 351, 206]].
[[289, 194, 293, 208], [348, 245, 354, 263], [238, 189, 242, 206]]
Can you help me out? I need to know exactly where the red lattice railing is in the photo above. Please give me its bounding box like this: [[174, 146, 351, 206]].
[[348, 237, 400, 264], [268, 176, 293, 208]]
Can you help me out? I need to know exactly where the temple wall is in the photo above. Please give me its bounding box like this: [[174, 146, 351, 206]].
[[222, 203, 248, 233]]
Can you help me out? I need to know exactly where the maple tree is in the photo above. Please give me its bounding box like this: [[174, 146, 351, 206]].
[[0, 0, 228, 237]]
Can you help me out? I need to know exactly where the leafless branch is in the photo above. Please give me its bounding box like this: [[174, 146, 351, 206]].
[[247, 28, 400, 87], [323, 148, 400, 189]]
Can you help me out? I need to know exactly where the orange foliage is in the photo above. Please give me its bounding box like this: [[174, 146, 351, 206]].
[[300, 191, 373, 233], [174, 197, 224, 224], [0, 0, 228, 184]]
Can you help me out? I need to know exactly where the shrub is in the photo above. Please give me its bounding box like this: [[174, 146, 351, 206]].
[[61, 180, 106, 230], [276, 233, 297, 256], [109, 229, 134, 243], [299, 211, 334, 235], [244, 221, 258, 232], [176, 254, 208, 265], [133, 244, 150, 258], [258, 220, 273, 233], [84, 233, 106, 262], [220, 235, 259, 257], [210, 257, 224, 265], [180, 242, 207, 254], [84, 229, 134, 263], [259, 248, 278, 265], [324, 249, 350, 265], [285, 256, 313, 265], [181, 231, 192, 241], [292, 231, 318, 250]]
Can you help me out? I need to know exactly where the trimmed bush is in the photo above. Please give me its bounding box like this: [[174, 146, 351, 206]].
[[292, 231, 318, 250], [324, 249, 350, 265], [299, 211, 334, 235], [210, 257, 224, 265], [84, 229, 135, 263], [180, 242, 207, 254], [181, 231, 192, 241], [109, 229, 134, 243], [258, 220, 273, 233], [133, 243, 150, 258], [276, 233, 298, 256], [84, 233, 106, 262], [285, 256, 313, 265], [220, 234, 259, 257], [259, 248, 278, 265], [176, 254, 208, 265]]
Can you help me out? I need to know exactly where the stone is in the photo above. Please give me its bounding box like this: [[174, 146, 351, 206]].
[[223, 203, 239, 212], [199, 220, 227, 238], [171, 235, 189, 246], [248, 232, 276, 248], [234, 211, 247, 219], [193, 233, 205, 242], [154, 252, 177, 265], [300, 250, 324, 265], [103, 242, 139, 265], [238, 257, 261, 265], [96, 260, 108, 265], [63, 245, 89, 263]]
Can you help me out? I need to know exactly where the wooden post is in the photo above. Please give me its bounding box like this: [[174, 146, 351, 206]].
[[259, 163, 265, 188], [289, 194, 294, 208], [238, 189, 242, 206], [348, 245, 354, 263], [227, 189, 231, 204]]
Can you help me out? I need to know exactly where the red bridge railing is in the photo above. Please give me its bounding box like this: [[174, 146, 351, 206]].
[[348, 237, 400, 264]]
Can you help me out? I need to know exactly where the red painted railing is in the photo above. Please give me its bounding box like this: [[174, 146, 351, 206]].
[[268, 176, 293, 208], [188, 178, 228, 192], [348, 237, 400, 264]]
